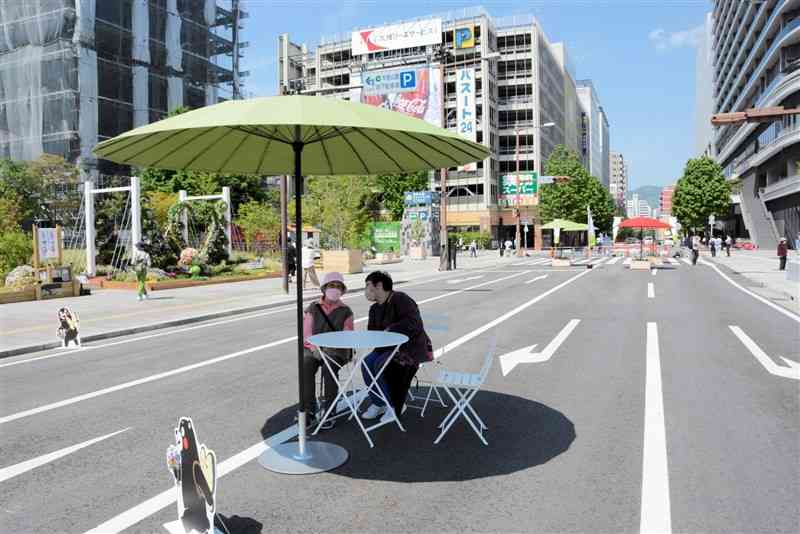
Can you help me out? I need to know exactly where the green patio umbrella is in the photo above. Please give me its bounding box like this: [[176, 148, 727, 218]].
[[540, 219, 588, 231], [94, 95, 488, 474]]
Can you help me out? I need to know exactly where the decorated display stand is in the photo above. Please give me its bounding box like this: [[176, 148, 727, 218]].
[[31, 224, 81, 300], [178, 188, 232, 258], [84, 177, 142, 277]]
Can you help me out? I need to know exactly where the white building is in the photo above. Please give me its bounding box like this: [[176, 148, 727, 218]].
[[576, 79, 610, 188], [610, 151, 628, 208]]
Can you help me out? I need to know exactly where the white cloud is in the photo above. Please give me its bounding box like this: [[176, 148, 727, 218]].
[[648, 25, 703, 51]]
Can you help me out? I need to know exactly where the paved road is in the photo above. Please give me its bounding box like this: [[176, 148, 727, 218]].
[[1, 256, 798, 533]]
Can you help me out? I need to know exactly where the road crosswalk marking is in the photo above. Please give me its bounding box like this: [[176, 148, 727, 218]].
[[606, 256, 622, 265], [623, 258, 632, 266], [681, 258, 692, 265]]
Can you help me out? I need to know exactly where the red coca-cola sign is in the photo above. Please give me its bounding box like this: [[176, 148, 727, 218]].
[[361, 68, 433, 122]]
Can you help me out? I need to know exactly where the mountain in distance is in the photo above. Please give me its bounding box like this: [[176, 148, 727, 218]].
[[625, 185, 663, 208]]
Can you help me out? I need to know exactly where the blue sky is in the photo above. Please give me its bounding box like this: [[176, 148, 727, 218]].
[[238, 0, 710, 190]]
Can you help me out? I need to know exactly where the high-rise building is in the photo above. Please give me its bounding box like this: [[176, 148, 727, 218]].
[[660, 185, 675, 216], [626, 193, 652, 218], [695, 11, 715, 157], [0, 0, 247, 177], [576, 79, 610, 188], [707, 1, 800, 248], [610, 151, 628, 208], [277, 8, 596, 246]]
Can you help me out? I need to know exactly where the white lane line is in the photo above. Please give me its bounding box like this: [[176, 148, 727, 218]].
[[85, 267, 596, 534], [623, 258, 632, 266], [1, 267, 487, 369], [640, 322, 672, 534], [0, 271, 530, 425], [681, 258, 692, 265], [446, 275, 484, 285], [607, 256, 622, 265], [651, 269, 658, 277], [0, 428, 130, 484], [728, 326, 800, 380], [572, 258, 589, 265], [702, 260, 800, 324], [524, 275, 548, 285], [593, 257, 608, 265], [648, 282, 655, 299]]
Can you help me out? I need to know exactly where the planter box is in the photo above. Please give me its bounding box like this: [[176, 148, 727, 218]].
[[0, 287, 37, 304], [409, 246, 427, 260], [630, 260, 651, 270], [648, 257, 664, 266], [96, 272, 281, 291], [552, 258, 572, 267], [322, 249, 363, 274]]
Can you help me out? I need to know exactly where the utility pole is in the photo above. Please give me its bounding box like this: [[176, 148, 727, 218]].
[[438, 51, 450, 271], [280, 175, 289, 294], [515, 128, 522, 257]]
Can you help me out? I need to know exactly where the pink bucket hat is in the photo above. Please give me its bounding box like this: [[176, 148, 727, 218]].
[[321, 271, 346, 291]]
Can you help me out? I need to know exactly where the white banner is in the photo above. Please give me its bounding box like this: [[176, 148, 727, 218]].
[[352, 18, 442, 55], [456, 68, 477, 172], [37, 228, 58, 261]]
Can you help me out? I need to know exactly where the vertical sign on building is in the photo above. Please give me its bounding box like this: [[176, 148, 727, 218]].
[[456, 68, 477, 172]]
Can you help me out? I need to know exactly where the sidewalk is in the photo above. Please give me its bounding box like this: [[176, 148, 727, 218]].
[[705, 248, 799, 314], [0, 251, 501, 357]]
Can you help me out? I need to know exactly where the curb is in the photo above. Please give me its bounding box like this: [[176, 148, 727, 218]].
[[705, 258, 799, 314], [0, 285, 365, 360]]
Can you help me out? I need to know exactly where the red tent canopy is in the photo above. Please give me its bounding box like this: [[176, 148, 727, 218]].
[[618, 217, 671, 229]]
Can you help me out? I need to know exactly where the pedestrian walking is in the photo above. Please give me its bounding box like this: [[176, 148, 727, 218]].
[[715, 236, 723, 257], [691, 235, 700, 265], [133, 242, 151, 301], [302, 242, 320, 288], [710, 235, 717, 257], [504, 239, 513, 257], [286, 239, 297, 283], [778, 237, 788, 271], [725, 235, 732, 257], [469, 239, 477, 258]]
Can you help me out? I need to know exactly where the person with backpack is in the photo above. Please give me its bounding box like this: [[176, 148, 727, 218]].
[[301, 272, 353, 429]]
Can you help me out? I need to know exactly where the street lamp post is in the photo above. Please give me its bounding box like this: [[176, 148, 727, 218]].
[[514, 121, 554, 256]]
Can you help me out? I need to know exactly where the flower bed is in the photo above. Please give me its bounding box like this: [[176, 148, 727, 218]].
[[95, 271, 281, 291]]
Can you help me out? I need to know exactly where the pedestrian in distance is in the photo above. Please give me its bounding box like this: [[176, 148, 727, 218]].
[[469, 239, 477, 258], [710, 235, 717, 257], [715, 236, 723, 258], [725, 235, 733, 257], [778, 237, 788, 271], [504, 239, 513, 257], [286, 239, 297, 283], [300, 272, 354, 430], [691, 234, 700, 265], [361, 271, 432, 424], [133, 242, 151, 301], [301, 242, 320, 289]]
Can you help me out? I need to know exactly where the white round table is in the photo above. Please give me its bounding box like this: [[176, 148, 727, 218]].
[[308, 330, 408, 349]]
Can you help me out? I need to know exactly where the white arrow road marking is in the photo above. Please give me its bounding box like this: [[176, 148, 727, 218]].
[[446, 275, 484, 285], [525, 275, 548, 285], [499, 319, 581, 376], [86, 268, 596, 534], [728, 326, 800, 380], [640, 322, 672, 534], [0, 428, 130, 484], [648, 282, 655, 299]]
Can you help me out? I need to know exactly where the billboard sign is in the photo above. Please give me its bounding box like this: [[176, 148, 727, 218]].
[[500, 173, 538, 205], [456, 68, 477, 172], [352, 18, 442, 55], [454, 26, 475, 49], [369, 222, 402, 252], [404, 191, 434, 206], [360, 67, 442, 126]]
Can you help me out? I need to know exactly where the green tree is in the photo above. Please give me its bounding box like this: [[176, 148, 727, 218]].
[[236, 200, 280, 250], [304, 175, 375, 249], [538, 145, 615, 231], [0, 155, 80, 227], [0, 231, 32, 277], [374, 171, 429, 220], [0, 196, 22, 233], [672, 156, 731, 231]]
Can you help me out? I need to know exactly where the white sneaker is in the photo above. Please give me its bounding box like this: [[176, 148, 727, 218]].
[[361, 404, 386, 419]]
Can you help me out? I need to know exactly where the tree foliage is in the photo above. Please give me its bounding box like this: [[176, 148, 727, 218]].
[[672, 156, 731, 231], [373, 171, 429, 220], [0, 155, 80, 227], [0, 231, 31, 278], [236, 201, 280, 249], [304, 175, 375, 249], [538, 145, 615, 231]]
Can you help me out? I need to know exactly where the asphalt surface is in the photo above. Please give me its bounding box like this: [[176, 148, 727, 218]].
[[1, 256, 798, 534]]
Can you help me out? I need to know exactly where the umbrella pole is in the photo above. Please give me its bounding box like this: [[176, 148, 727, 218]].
[[259, 137, 348, 475]]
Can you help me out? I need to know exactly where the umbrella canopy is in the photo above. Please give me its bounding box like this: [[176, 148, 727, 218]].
[[94, 95, 488, 174], [541, 219, 588, 231], [618, 216, 671, 229], [93, 95, 488, 474]]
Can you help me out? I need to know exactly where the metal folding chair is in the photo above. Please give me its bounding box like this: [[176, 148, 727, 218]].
[[432, 336, 497, 446], [407, 313, 449, 417]]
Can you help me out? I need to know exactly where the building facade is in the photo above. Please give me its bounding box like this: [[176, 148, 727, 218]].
[[660, 185, 675, 216], [277, 8, 598, 245], [626, 193, 652, 218], [576, 79, 610, 188], [0, 0, 246, 177], [695, 11, 716, 157], [610, 151, 628, 209], [708, 0, 800, 248]]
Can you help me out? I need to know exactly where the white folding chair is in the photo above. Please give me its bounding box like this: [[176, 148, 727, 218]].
[[406, 313, 449, 417], [432, 336, 496, 446]]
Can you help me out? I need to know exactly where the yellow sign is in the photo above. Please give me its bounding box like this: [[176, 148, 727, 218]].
[[454, 26, 474, 49]]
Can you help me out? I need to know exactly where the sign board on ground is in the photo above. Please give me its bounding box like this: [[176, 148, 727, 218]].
[[369, 222, 401, 252]]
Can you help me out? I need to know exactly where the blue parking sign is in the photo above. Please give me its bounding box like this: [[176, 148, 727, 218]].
[[400, 70, 416, 89]]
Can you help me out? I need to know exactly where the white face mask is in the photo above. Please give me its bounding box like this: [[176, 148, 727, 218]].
[[325, 288, 342, 302]]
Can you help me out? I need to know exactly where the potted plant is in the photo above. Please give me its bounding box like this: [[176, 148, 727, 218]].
[[409, 219, 427, 259]]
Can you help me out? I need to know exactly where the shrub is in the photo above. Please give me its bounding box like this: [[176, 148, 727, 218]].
[[0, 231, 32, 277]]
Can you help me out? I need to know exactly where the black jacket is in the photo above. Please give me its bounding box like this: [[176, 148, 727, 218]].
[[368, 291, 431, 365]]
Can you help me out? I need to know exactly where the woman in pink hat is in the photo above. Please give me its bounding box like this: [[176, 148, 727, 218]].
[[301, 271, 354, 429]]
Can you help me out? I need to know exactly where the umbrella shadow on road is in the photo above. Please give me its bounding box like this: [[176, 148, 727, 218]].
[[260, 390, 574, 483]]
